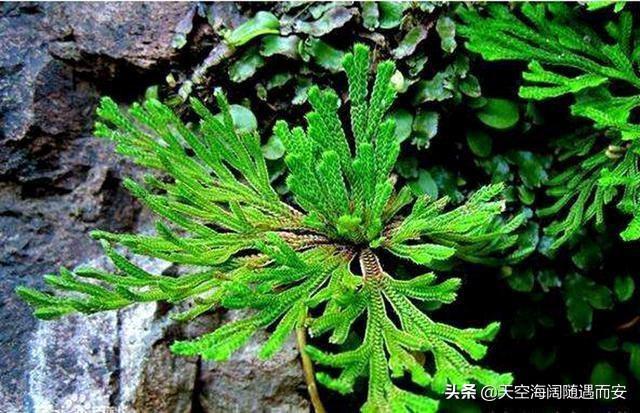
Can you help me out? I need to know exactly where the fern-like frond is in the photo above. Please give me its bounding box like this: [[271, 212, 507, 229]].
[[384, 183, 528, 265], [458, 3, 640, 248], [18, 44, 524, 412], [307, 250, 512, 413]]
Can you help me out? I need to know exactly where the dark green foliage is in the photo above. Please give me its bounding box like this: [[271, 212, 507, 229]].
[[169, 3, 479, 151], [456, 4, 639, 401], [458, 3, 640, 249]]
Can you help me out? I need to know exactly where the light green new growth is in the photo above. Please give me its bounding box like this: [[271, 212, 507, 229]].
[[458, 3, 640, 249], [17, 44, 526, 412]]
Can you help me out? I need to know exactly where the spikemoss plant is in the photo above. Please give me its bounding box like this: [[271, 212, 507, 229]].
[[16, 44, 525, 412], [458, 3, 640, 249]]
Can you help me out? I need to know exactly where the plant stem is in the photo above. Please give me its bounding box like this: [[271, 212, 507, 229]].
[[296, 324, 326, 413], [616, 315, 640, 331], [359, 248, 384, 282]]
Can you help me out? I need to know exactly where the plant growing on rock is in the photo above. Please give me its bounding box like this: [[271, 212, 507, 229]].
[[17, 44, 528, 412]]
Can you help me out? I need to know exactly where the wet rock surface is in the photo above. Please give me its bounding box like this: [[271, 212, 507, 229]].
[[0, 3, 306, 412]]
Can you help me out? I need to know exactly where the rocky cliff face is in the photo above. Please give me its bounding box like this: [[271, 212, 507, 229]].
[[0, 3, 307, 412]]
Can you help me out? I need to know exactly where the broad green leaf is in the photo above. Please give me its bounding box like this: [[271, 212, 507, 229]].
[[308, 2, 345, 19], [292, 78, 312, 105], [362, 2, 379, 30], [571, 240, 602, 271], [144, 85, 159, 101], [262, 135, 285, 160], [225, 11, 280, 47], [390, 70, 406, 92], [229, 46, 265, 83], [597, 336, 619, 352], [430, 166, 464, 203], [295, 6, 356, 37], [266, 73, 294, 90], [468, 96, 487, 109], [214, 104, 257, 133], [614, 275, 635, 302], [406, 54, 428, 77], [413, 72, 452, 104], [537, 269, 561, 292], [392, 25, 428, 59], [622, 343, 640, 380], [566, 298, 593, 332], [260, 35, 300, 59], [476, 98, 519, 130], [378, 2, 406, 29], [436, 16, 456, 53], [449, 55, 470, 77], [303, 39, 345, 73], [505, 268, 534, 293], [412, 111, 439, 148], [395, 157, 419, 179], [409, 170, 438, 198], [459, 75, 481, 98], [507, 151, 549, 188], [391, 109, 413, 143], [466, 130, 492, 157], [590, 361, 626, 388], [564, 274, 612, 332]]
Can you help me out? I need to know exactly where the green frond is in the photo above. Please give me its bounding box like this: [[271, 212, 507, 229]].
[[458, 3, 640, 248], [343, 43, 371, 147], [386, 183, 529, 265], [308, 263, 511, 413], [18, 43, 524, 412]]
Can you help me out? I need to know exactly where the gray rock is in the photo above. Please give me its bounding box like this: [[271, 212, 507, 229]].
[[46, 3, 196, 69], [198, 312, 309, 413], [0, 2, 194, 410], [26, 255, 197, 413], [24, 257, 308, 413]]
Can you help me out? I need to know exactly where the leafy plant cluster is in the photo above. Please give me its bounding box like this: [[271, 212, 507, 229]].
[[458, 2, 640, 249], [454, 2, 640, 401], [166, 2, 481, 152], [17, 44, 531, 412], [14, 2, 640, 412]]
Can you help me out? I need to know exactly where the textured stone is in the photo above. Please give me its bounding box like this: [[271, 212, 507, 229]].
[[198, 312, 309, 413], [26, 256, 197, 413], [46, 3, 196, 69], [0, 2, 196, 411]]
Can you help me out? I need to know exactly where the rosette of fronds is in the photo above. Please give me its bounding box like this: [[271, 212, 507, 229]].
[[458, 3, 640, 249], [17, 44, 526, 412]]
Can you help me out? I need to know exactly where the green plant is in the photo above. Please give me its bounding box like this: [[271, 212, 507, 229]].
[[16, 44, 528, 411], [458, 3, 640, 250], [170, 2, 479, 152]]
